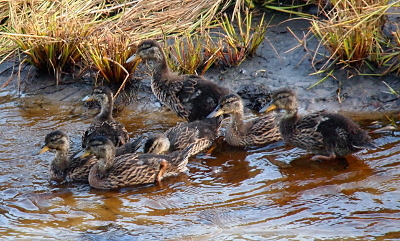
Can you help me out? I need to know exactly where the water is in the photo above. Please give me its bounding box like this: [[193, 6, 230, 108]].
[[0, 88, 399, 240]]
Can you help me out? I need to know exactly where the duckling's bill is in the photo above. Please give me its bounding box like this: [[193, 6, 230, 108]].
[[74, 149, 91, 158], [82, 95, 93, 102], [207, 107, 223, 118], [126, 54, 140, 64], [33, 145, 50, 155], [259, 102, 277, 113]]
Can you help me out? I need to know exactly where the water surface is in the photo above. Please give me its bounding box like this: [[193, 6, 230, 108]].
[[0, 89, 399, 240]]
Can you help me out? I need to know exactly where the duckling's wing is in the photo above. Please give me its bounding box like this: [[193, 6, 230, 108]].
[[290, 112, 326, 150], [65, 155, 98, 182], [107, 154, 165, 186], [161, 79, 194, 121], [249, 115, 279, 136], [82, 120, 129, 148], [177, 76, 198, 102], [241, 115, 280, 145], [165, 75, 228, 121], [314, 112, 372, 151], [165, 124, 196, 149]]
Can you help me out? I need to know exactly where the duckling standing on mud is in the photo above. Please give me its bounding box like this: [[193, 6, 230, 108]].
[[260, 88, 376, 161], [126, 39, 230, 122]]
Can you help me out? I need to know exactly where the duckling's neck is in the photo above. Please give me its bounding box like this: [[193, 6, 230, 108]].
[[279, 108, 300, 136], [228, 111, 246, 136], [152, 49, 171, 82], [96, 97, 114, 121], [282, 108, 298, 120], [97, 147, 116, 174], [52, 146, 70, 174]]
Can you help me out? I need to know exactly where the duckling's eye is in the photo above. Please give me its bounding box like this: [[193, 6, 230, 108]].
[[141, 44, 151, 50], [90, 140, 103, 147]]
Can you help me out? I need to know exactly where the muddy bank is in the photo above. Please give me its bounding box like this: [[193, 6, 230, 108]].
[[0, 12, 399, 120]]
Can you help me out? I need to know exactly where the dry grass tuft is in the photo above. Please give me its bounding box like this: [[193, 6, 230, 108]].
[[163, 31, 217, 76], [160, 8, 269, 75], [0, 0, 103, 83], [101, 0, 233, 41], [85, 29, 139, 86], [0, 0, 242, 87], [216, 8, 268, 67], [311, 0, 390, 71]]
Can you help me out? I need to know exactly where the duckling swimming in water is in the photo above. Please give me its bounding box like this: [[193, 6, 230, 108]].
[[260, 88, 376, 161], [144, 119, 221, 156], [207, 93, 281, 147], [76, 136, 194, 189], [82, 86, 129, 148]]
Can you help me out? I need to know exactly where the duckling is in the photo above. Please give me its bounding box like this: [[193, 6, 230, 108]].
[[82, 86, 129, 148], [76, 136, 194, 189], [260, 88, 376, 161], [33, 130, 98, 182], [34, 131, 143, 183], [126, 39, 230, 122], [144, 119, 221, 156], [207, 93, 281, 147]]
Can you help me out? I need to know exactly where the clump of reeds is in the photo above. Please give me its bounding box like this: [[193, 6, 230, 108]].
[[85, 29, 139, 87], [2, 0, 101, 84], [163, 8, 269, 75], [381, 24, 400, 75], [163, 31, 218, 75], [310, 0, 391, 72], [216, 8, 268, 67]]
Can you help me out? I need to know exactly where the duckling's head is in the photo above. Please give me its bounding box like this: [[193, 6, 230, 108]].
[[259, 88, 298, 113], [34, 130, 69, 155], [207, 93, 243, 118], [80, 136, 115, 160], [143, 133, 171, 154], [126, 40, 163, 63], [83, 86, 113, 106]]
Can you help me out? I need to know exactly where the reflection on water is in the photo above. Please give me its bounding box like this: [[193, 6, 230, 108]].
[[0, 89, 399, 240]]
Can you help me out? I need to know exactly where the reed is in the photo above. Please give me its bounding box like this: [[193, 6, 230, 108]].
[[310, 0, 391, 71], [1, 0, 103, 83], [380, 24, 400, 75], [162, 32, 215, 76], [216, 8, 268, 67], [85, 29, 139, 86]]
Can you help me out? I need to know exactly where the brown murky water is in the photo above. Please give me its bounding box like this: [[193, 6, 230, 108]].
[[0, 88, 399, 240]]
